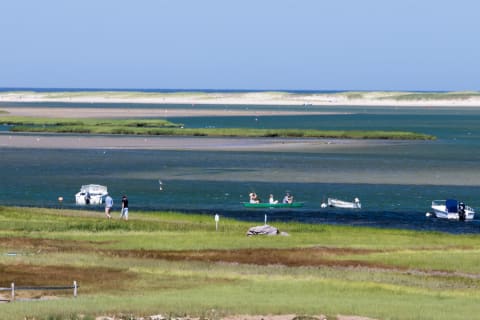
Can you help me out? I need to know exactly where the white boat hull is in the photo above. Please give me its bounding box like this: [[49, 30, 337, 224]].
[[430, 200, 475, 220], [75, 194, 105, 205], [431, 210, 475, 220], [327, 198, 361, 209], [75, 184, 108, 205]]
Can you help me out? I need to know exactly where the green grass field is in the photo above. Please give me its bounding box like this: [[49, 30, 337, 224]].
[[0, 206, 479, 320]]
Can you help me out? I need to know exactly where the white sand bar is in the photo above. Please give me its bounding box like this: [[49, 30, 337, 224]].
[[1, 90, 480, 107], [0, 107, 343, 118], [0, 134, 381, 152]]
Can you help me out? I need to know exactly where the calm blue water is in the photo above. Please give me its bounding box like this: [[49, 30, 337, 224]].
[[1, 103, 480, 233]]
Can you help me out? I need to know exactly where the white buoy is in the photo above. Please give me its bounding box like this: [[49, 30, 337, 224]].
[[321, 203, 327, 208], [58, 196, 63, 202]]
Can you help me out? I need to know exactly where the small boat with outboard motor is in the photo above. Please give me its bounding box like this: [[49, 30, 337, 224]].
[[426, 199, 475, 220]]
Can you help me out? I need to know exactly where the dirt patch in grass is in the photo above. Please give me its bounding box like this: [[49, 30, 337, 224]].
[[3, 237, 384, 268], [103, 247, 392, 269], [0, 262, 135, 299], [4, 237, 473, 273], [92, 313, 376, 320], [0, 236, 102, 253], [0, 237, 134, 300], [222, 315, 376, 320]]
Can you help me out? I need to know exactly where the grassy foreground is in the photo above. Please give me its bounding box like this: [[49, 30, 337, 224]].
[[0, 206, 479, 320], [0, 116, 435, 140]]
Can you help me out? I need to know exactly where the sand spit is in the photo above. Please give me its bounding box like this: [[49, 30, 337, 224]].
[[0, 107, 344, 119], [0, 134, 377, 152], [1, 90, 480, 107]]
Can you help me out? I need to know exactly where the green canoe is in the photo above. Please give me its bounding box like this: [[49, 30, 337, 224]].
[[243, 202, 304, 208]]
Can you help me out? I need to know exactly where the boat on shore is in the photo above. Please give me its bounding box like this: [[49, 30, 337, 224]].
[[325, 197, 361, 209], [243, 202, 304, 208], [428, 199, 475, 220], [75, 184, 108, 205]]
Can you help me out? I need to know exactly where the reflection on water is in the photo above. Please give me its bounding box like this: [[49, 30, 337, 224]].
[[1, 105, 480, 233]]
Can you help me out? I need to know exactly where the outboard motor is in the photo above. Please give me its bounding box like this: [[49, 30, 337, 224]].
[[459, 202, 466, 221]]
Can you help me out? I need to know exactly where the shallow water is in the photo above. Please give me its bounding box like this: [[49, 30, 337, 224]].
[[1, 104, 480, 233]]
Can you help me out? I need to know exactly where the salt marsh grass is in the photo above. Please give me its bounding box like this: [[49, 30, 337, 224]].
[[0, 116, 434, 140], [1, 206, 479, 320]]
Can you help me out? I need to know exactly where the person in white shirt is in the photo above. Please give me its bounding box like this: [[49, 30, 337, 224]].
[[269, 194, 278, 204], [282, 192, 293, 204], [249, 192, 260, 203], [104, 194, 113, 219]]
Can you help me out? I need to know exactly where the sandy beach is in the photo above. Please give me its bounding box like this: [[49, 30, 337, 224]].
[[0, 106, 345, 118], [1, 90, 480, 107], [2, 90, 480, 120], [0, 133, 380, 152]]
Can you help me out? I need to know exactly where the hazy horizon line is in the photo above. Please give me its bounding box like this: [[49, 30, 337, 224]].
[[0, 87, 470, 94]]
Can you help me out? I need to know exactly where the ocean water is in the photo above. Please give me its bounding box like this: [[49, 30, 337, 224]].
[[1, 103, 480, 233]]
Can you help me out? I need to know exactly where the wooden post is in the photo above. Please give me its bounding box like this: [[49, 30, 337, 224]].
[[11, 282, 14, 302], [73, 281, 77, 297], [214, 214, 219, 231]]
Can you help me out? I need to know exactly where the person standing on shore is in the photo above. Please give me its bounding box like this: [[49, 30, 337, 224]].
[[120, 194, 129, 221], [104, 194, 113, 219]]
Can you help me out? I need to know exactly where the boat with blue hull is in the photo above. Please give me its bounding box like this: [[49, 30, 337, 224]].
[[429, 199, 475, 221]]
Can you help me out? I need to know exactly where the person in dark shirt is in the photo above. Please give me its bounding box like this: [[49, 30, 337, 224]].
[[120, 195, 129, 221], [85, 192, 91, 205]]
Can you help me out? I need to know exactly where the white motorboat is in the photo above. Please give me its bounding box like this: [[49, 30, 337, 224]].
[[75, 184, 108, 205], [325, 197, 361, 209], [428, 199, 475, 221]]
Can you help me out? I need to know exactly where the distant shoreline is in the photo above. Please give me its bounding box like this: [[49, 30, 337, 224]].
[[0, 106, 344, 118], [1, 90, 480, 107]]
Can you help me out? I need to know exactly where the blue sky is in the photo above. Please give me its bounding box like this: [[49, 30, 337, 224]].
[[1, 0, 479, 91]]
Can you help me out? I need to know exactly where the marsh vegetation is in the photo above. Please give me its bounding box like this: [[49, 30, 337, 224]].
[[0, 206, 479, 319], [0, 117, 435, 140]]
